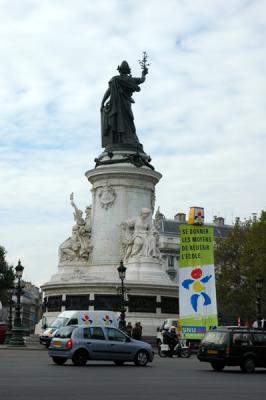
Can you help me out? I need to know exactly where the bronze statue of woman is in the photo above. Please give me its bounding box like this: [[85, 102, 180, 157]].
[[100, 58, 148, 152]]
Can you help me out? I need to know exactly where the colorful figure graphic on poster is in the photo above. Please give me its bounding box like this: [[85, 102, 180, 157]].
[[182, 267, 212, 312]]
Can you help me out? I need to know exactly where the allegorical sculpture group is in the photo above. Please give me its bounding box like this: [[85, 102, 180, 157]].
[[120, 208, 161, 261], [58, 53, 161, 265], [58, 193, 93, 263], [58, 197, 161, 264]]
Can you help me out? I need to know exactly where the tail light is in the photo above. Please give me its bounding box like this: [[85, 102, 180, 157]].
[[65, 339, 73, 349], [225, 346, 230, 354]]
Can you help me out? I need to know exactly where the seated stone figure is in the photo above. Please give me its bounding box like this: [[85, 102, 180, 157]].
[[59, 226, 80, 262], [121, 208, 161, 261]]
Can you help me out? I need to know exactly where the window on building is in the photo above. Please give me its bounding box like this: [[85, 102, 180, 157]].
[[65, 295, 89, 310], [168, 256, 175, 268], [161, 297, 179, 314], [128, 296, 156, 313], [94, 295, 120, 311], [47, 296, 62, 312]]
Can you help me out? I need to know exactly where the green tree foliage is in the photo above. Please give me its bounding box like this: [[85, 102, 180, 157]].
[[0, 246, 15, 306], [215, 212, 266, 323]]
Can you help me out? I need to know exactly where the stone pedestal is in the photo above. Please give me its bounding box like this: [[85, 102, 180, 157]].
[[125, 257, 170, 284], [85, 151, 162, 266], [41, 150, 178, 336]]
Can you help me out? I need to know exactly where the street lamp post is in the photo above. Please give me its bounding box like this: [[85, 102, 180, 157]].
[[256, 276, 263, 328], [9, 260, 26, 347], [117, 260, 127, 331], [4, 287, 14, 344]]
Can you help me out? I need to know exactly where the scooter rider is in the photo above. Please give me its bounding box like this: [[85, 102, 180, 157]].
[[163, 326, 181, 357]]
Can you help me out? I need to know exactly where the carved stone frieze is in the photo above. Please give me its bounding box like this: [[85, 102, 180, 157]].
[[98, 181, 116, 209]]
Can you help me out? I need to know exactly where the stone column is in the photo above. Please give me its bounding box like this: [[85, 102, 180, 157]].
[[85, 161, 162, 266]]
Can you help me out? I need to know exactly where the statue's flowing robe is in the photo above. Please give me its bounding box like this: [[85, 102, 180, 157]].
[[101, 75, 142, 148]]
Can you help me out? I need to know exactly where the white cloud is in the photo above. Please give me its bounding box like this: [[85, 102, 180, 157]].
[[0, 0, 265, 286]]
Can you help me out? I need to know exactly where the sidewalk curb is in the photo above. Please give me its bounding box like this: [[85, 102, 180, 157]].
[[0, 345, 46, 350]]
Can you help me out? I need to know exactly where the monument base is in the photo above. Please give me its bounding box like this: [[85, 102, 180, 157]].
[[125, 257, 172, 285], [41, 151, 179, 337]]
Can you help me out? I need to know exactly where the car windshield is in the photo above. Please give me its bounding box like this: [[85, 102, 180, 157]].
[[50, 317, 69, 328], [56, 326, 76, 338], [202, 331, 228, 345]]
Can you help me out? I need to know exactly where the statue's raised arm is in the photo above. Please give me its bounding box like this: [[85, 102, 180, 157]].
[[101, 52, 149, 152], [70, 193, 84, 226]]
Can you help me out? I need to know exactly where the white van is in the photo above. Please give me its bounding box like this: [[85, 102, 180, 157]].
[[39, 310, 119, 347]]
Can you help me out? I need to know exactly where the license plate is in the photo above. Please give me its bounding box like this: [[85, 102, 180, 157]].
[[53, 341, 62, 348], [207, 349, 218, 354]]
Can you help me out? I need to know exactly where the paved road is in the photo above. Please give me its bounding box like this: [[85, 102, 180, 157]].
[[0, 349, 265, 400]]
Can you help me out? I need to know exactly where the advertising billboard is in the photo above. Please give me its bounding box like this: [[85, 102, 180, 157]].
[[179, 224, 217, 340]]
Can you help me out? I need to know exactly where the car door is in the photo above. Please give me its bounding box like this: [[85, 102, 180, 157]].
[[83, 327, 110, 360], [105, 328, 135, 361], [251, 332, 266, 367]]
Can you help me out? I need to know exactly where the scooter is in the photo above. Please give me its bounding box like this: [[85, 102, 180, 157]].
[[158, 340, 191, 358]]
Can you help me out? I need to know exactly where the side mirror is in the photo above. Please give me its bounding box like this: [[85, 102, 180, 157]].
[[126, 337, 131, 342], [42, 316, 47, 329]]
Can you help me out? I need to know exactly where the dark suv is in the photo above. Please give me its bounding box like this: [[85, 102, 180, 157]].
[[197, 327, 266, 373]]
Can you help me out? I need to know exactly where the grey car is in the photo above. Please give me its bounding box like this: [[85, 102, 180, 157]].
[[48, 325, 154, 367]]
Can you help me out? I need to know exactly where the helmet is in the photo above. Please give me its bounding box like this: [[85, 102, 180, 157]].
[[169, 326, 176, 332], [117, 60, 131, 74]]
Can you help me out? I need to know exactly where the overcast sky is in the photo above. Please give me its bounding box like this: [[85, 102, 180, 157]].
[[0, 0, 265, 287]]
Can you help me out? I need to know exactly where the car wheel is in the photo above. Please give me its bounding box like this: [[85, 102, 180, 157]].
[[72, 350, 88, 366], [158, 347, 168, 358], [181, 348, 191, 358], [211, 361, 225, 371], [134, 350, 149, 366], [52, 357, 67, 365], [113, 361, 125, 366], [240, 357, 255, 373]]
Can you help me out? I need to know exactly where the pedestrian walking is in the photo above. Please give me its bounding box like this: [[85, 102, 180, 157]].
[[132, 322, 142, 340], [126, 322, 132, 337], [138, 322, 143, 336]]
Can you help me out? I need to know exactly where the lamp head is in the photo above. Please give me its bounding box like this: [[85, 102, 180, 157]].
[[15, 260, 24, 279], [117, 260, 126, 281]]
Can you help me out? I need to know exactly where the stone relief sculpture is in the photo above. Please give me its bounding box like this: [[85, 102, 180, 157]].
[[120, 208, 161, 261], [58, 193, 93, 263], [99, 181, 116, 209]]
